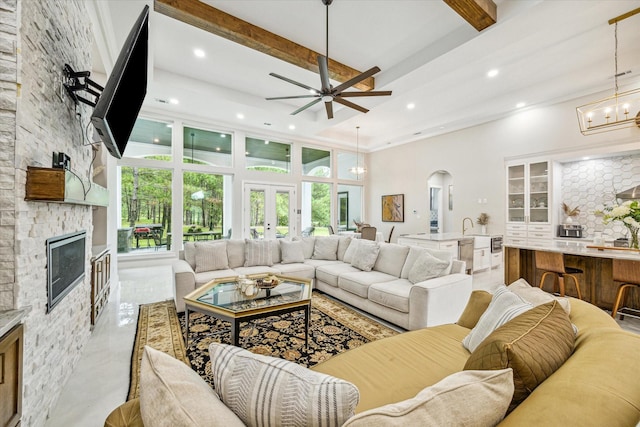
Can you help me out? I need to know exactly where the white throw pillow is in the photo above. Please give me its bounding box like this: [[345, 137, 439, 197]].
[[210, 343, 360, 427], [508, 278, 571, 314], [194, 241, 229, 273], [183, 242, 197, 269], [280, 240, 305, 264], [244, 239, 273, 267], [312, 236, 339, 260], [462, 285, 533, 352], [342, 369, 514, 427], [343, 238, 360, 263], [407, 251, 450, 284], [351, 241, 381, 272], [139, 346, 244, 427], [293, 236, 315, 259], [337, 236, 353, 261]]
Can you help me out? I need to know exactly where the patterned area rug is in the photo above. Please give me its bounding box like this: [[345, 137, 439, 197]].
[[128, 292, 399, 399]]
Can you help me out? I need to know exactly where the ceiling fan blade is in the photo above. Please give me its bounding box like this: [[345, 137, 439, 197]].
[[269, 72, 317, 92], [333, 97, 369, 114], [338, 90, 392, 97], [291, 98, 322, 115], [332, 66, 381, 94], [266, 95, 319, 100], [325, 101, 334, 119], [318, 55, 331, 92]]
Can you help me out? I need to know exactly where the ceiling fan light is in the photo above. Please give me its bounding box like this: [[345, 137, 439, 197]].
[[321, 94, 333, 103]]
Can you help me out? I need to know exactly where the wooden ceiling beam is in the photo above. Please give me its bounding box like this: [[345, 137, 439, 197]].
[[154, 0, 375, 91], [443, 0, 497, 31]]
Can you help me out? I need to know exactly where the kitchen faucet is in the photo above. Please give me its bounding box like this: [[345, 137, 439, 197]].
[[462, 217, 474, 235]]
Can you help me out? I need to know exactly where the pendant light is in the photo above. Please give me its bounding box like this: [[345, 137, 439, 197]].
[[349, 126, 366, 178]]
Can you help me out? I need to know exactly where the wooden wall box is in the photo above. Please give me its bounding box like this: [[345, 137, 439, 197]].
[[25, 166, 108, 206]]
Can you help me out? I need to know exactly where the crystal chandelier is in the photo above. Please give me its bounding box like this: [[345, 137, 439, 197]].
[[576, 8, 640, 135], [349, 126, 366, 177]]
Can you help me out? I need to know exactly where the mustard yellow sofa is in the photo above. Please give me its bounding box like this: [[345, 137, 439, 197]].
[[105, 295, 640, 427]]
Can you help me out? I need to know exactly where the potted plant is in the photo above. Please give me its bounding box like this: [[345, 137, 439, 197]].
[[477, 213, 489, 235], [562, 203, 580, 224]]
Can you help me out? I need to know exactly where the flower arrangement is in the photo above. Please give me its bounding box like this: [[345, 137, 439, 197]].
[[562, 203, 580, 218], [598, 200, 640, 249], [476, 213, 490, 226]]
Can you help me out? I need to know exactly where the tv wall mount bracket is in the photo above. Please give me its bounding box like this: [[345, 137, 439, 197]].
[[62, 63, 103, 107]]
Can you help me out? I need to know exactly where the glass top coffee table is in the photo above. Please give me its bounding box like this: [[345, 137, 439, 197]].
[[183, 275, 312, 348]]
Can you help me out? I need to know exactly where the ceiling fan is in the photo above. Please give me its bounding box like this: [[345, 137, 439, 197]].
[[265, 0, 391, 119]]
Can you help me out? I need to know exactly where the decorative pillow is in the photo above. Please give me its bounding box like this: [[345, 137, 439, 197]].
[[337, 236, 352, 261], [210, 343, 359, 427], [194, 241, 229, 273], [139, 346, 244, 427], [351, 241, 381, 272], [400, 246, 453, 278], [508, 278, 571, 314], [464, 301, 575, 412], [280, 240, 305, 264], [457, 290, 493, 329], [244, 239, 273, 267], [312, 236, 339, 260], [407, 251, 451, 284], [342, 369, 514, 427], [462, 286, 533, 353], [343, 238, 361, 263], [293, 236, 315, 259], [183, 242, 197, 269]]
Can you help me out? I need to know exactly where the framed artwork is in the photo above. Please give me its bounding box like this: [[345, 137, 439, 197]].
[[382, 194, 404, 222]]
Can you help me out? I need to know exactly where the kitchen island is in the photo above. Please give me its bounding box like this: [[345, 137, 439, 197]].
[[504, 240, 640, 311]]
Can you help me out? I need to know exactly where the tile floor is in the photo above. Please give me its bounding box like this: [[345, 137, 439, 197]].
[[44, 263, 639, 426]]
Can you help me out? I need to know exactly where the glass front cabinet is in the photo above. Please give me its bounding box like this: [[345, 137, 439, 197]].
[[506, 160, 552, 245]]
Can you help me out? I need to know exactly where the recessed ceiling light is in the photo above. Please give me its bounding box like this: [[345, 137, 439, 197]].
[[169, 98, 179, 105], [264, 140, 269, 145], [288, 124, 295, 130], [487, 69, 499, 78], [236, 113, 244, 119], [215, 147, 221, 151], [220, 134, 227, 138], [245, 151, 249, 155], [516, 102, 526, 108], [407, 103, 415, 110], [583, 156, 590, 160], [439, 126, 445, 130], [166, 124, 172, 128], [153, 138, 159, 143], [194, 48, 205, 58]]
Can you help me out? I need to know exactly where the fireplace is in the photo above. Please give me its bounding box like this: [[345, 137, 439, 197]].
[[46, 230, 86, 313]]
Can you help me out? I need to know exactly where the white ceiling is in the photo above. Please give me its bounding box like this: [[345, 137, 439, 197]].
[[89, 0, 640, 152]]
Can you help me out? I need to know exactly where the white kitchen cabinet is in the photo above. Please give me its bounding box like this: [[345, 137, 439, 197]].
[[472, 236, 491, 272], [397, 235, 459, 259], [491, 252, 503, 268]]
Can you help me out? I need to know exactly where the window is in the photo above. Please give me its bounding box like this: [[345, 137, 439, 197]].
[[301, 182, 332, 236], [245, 137, 291, 174], [183, 126, 232, 166], [126, 118, 172, 160], [337, 151, 364, 180], [302, 147, 331, 177], [118, 166, 173, 253], [337, 184, 362, 231], [183, 172, 226, 241]]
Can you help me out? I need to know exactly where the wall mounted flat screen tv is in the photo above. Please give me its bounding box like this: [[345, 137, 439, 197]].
[[91, 5, 149, 159]]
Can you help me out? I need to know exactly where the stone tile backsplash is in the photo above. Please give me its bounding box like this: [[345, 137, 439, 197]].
[[561, 153, 640, 241]]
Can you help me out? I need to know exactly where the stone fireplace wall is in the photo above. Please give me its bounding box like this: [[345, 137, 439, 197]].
[[1, 0, 95, 425]]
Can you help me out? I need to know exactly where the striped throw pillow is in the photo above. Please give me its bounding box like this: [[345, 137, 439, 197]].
[[462, 285, 533, 352], [210, 343, 360, 427], [194, 241, 229, 273], [244, 239, 273, 267]]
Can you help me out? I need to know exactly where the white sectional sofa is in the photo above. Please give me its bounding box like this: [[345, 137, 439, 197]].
[[172, 236, 472, 330]]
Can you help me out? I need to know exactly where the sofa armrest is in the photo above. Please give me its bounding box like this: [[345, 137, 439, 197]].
[[451, 259, 465, 274], [407, 273, 472, 330], [173, 259, 196, 313]]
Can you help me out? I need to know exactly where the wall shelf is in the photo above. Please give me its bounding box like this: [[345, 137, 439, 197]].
[[25, 166, 108, 207]]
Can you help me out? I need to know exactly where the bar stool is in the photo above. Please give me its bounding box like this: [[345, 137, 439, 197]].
[[611, 259, 640, 320], [535, 251, 583, 300]]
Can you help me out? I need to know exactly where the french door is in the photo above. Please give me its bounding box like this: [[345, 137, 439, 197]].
[[243, 183, 296, 240]]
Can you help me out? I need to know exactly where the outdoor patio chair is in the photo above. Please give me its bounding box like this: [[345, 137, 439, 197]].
[[301, 226, 315, 237]]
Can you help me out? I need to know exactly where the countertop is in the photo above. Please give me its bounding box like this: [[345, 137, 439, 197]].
[[504, 240, 640, 260], [399, 233, 502, 241], [0, 307, 29, 337]]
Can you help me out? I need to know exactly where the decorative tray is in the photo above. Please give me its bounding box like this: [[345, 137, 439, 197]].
[[255, 277, 280, 289]]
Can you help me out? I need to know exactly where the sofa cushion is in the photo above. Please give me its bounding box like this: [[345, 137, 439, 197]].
[[343, 238, 361, 263], [293, 236, 315, 259], [273, 262, 316, 280], [464, 301, 575, 412], [373, 243, 410, 277], [280, 240, 305, 264], [457, 290, 493, 329], [462, 286, 533, 352], [234, 266, 280, 277], [508, 278, 571, 314], [194, 269, 238, 286], [342, 369, 514, 427], [407, 251, 450, 284], [244, 239, 273, 267], [400, 246, 453, 279], [368, 279, 412, 313], [226, 239, 246, 268], [184, 242, 197, 269], [270, 240, 281, 264], [316, 263, 361, 287], [194, 241, 229, 273], [210, 343, 359, 427], [312, 236, 339, 260], [337, 236, 353, 261], [139, 346, 244, 427], [351, 241, 380, 271], [339, 271, 397, 298]]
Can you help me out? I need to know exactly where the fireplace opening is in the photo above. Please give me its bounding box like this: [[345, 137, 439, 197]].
[[46, 230, 86, 313]]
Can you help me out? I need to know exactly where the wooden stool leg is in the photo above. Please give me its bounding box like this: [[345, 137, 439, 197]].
[[611, 284, 636, 319], [565, 274, 582, 300], [539, 272, 556, 293]]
